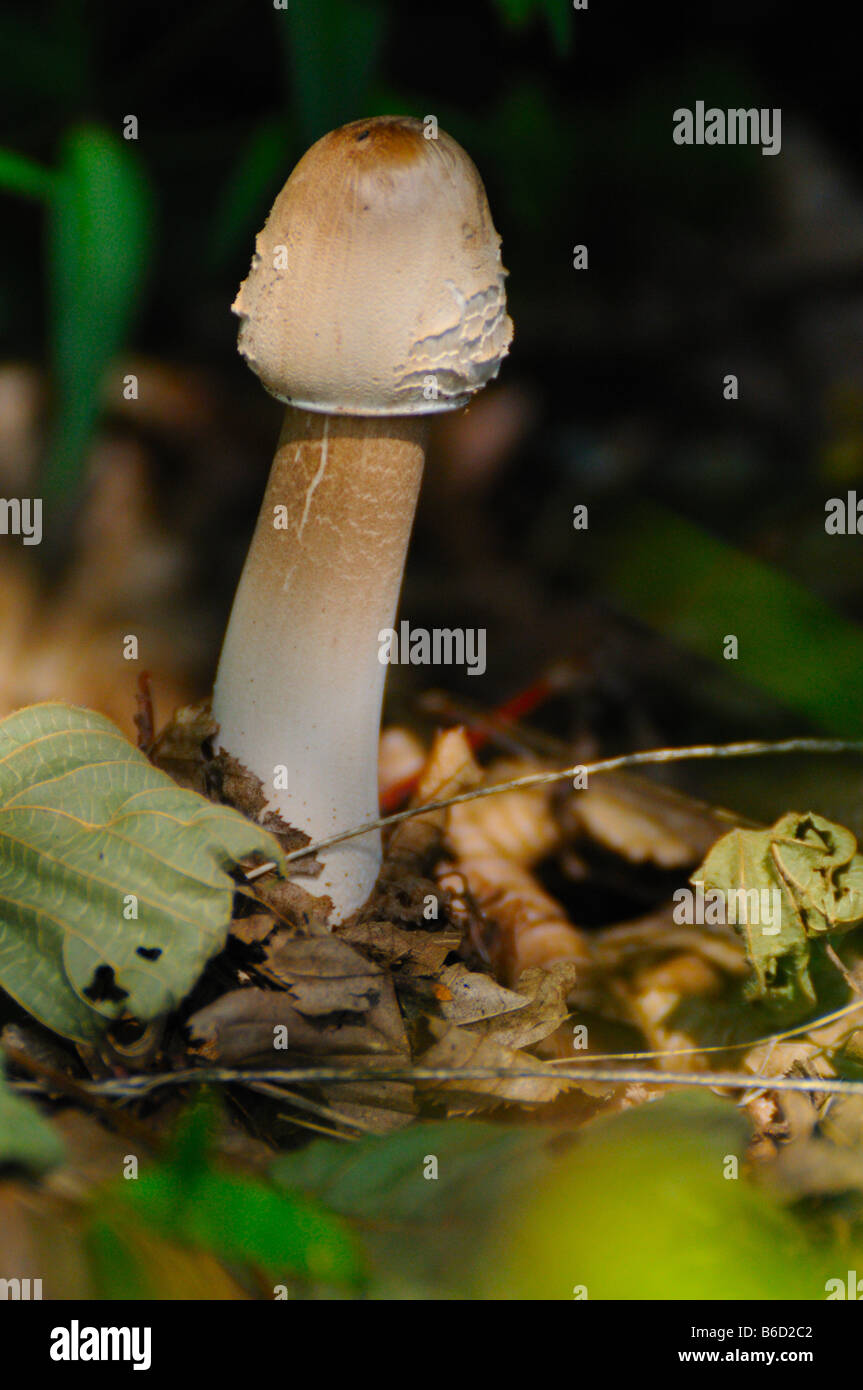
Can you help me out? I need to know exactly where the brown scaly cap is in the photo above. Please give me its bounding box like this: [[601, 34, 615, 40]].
[[232, 115, 513, 416]]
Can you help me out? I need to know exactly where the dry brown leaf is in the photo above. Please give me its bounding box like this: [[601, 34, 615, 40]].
[[378, 726, 427, 800], [187, 987, 402, 1063], [336, 920, 460, 976], [434, 963, 529, 1026], [448, 765, 561, 866], [189, 936, 408, 1063], [148, 699, 218, 794], [383, 726, 481, 878], [230, 912, 281, 947], [743, 1039, 836, 1145], [592, 912, 747, 977], [252, 878, 333, 935], [483, 961, 579, 1049], [444, 825, 591, 983], [565, 772, 735, 869], [766, 1137, 863, 1200], [820, 1094, 863, 1149], [260, 936, 394, 1019], [418, 1018, 570, 1109], [623, 952, 727, 1060], [421, 742, 591, 982]]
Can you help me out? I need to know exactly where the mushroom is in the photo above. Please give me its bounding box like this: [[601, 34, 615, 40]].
[[212, 115, 512, 922]]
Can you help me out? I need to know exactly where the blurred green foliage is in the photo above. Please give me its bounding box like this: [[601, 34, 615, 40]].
[[272, 1117, 556, 1297], [87, 1094, 364, 1297], [45, 127, 152, 500], [272, 1095, 859, 1300], [482, 1092, 844, 1300], [593, 503, 863, 737]]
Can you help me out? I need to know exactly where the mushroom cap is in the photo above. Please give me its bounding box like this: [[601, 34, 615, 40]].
[[232, 116, 513, 415]]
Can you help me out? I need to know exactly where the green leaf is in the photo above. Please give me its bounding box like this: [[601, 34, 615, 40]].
[[43, 125, 153, 502], [0, 148, 56, 201], [93, 1098, 363, 1293], [0, 1060, 65, 1174], [127, 1168, 362, 1288], [695, 819, 815, 1015], [694, 812, 863, 1016], [591, 501, 863, 736], [272, 1120, 556, 1296], [0, 702, 285, 1043], [481, 1092, 837, 1300]]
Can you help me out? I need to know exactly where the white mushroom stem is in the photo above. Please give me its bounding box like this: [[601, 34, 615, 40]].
[[212, 407, 428, 921]]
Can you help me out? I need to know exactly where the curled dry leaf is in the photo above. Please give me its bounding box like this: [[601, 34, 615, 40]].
[[411, 735, 590, 983], [189, 935, 408, 1064], [434, 963, 529, 1026], [418, 1018, 570, 1111], [562, 771, 735, 869], [620, 952, 728, 1062], [743, 1039, 836, 1146], [365, 725, 482, 930], [485, 961, 579, 1050], [148, 699, 218, 794], [336, 920, 460, 977], [187, 987, 397, 1063], [592, 912, 747, 977], [449, 763, 562, 867], [446, 823, 590, 986], [382, 725, 482, 879]]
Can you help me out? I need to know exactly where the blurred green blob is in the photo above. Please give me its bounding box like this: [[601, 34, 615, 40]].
[[90, 1094, 363, 1293], [272, 1119, 556, 1297], [592, 502, 863, 737], [494, 0, 573, 55], [124, 1167, 363, 1287], [0, 148, 56, 201], [86, 1219, 158, 1301], [480, 1092, 835, 1300], [278, 0, 386, 144], [44, 124, 152, 503]]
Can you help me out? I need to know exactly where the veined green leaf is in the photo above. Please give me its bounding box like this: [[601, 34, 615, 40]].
[[0, 703, 284, 1043]]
